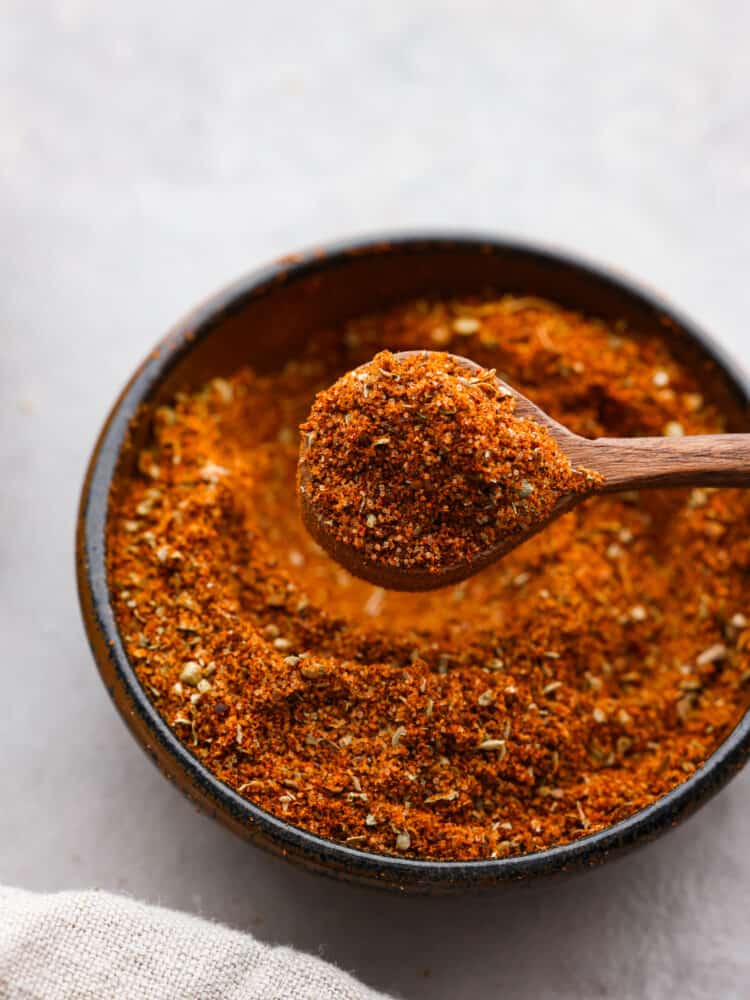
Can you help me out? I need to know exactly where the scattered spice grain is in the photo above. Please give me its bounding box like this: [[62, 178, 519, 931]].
[[107, 293, 750, 861]]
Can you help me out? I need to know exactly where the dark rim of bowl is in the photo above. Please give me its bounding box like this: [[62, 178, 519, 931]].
[[77, 231, 750, 888]]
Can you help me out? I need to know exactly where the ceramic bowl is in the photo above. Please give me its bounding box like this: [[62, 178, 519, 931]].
[[77, 234, 750, 893]]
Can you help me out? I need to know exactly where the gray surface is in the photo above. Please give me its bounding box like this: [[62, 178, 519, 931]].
[[3, 2, 750, 998]]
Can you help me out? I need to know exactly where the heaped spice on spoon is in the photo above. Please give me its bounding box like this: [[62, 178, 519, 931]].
[[299, 350, 597, 573], [107, 293, 750, 861]]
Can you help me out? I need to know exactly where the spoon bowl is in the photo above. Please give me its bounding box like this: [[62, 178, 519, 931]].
[[299, 351, 588, 590]]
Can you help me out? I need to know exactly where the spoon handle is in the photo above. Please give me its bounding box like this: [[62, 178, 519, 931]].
[[582, 434, 750, 492]]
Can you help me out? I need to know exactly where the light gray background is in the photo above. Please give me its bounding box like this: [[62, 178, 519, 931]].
[[3, 2, 750, 998]]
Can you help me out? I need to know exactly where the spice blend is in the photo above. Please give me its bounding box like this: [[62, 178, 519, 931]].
[[108, 294, 750, 861], [300, 350, 597, 573]]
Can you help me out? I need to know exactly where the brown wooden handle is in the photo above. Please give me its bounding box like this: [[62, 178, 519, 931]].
[[582, 434, 750, 492]]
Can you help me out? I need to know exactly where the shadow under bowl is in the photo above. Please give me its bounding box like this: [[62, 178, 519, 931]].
[[76, 232, 750, 894]]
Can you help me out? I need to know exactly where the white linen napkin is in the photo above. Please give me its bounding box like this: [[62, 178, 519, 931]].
[[0, 886, 392, 1000]]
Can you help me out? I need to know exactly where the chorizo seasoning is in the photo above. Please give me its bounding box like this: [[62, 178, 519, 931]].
[[107, 294, 750, 860], [300, 349, 597, 573]]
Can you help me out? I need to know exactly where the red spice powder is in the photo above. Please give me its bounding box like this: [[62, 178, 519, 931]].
[[300, 349, 596, 574], [107, 294, 750, 861]]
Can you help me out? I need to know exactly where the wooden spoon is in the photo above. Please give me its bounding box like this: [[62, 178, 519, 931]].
[[299, 351, 750, 592]]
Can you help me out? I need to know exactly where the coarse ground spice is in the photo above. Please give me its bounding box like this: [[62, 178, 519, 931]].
[[107, 293, 750, 861], [300, 349, 597, 573]]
